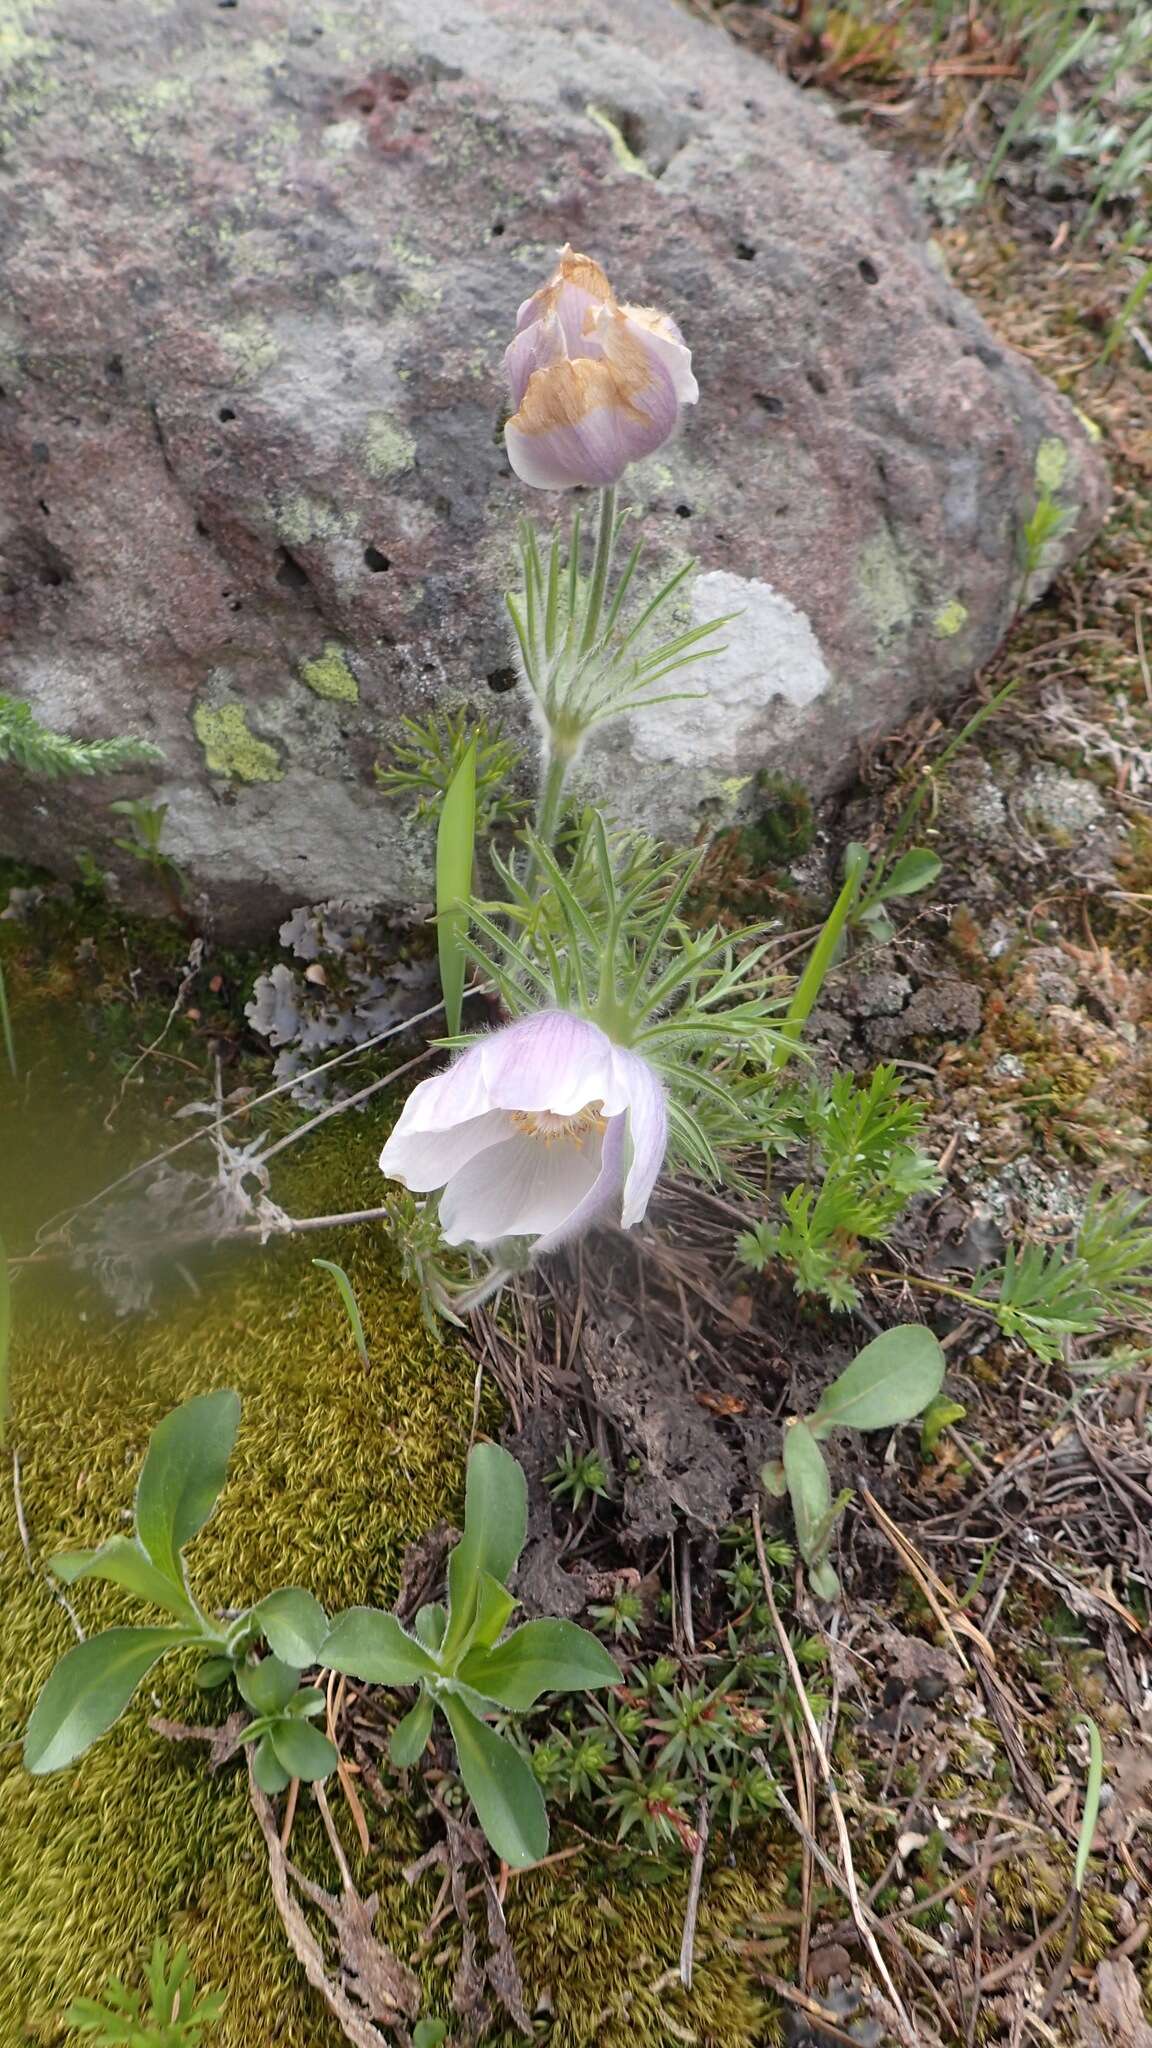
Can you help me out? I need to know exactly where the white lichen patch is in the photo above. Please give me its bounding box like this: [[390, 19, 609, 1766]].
[[627, 570, 831, 773]]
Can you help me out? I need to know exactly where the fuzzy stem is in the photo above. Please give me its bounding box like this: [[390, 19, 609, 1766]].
[[579, 485, 618, 656], [534, 746, 571, 855]]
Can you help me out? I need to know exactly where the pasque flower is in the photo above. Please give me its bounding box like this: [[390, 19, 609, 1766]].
[[379, 1010, 667, 1253], [504, 247, 698, 491]]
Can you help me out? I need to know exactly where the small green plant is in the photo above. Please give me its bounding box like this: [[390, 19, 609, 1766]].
[[374, 707, 527, 832], [66, 1938, 223, 2047], [762, 1325, 947, 1599], [547, 1440, 610, 1512], [322, 1442, 621, 1867], [589, 1583, 644, 1641], [737, 1066, 940, 1308], [24, 1393, 337, 1790], [108, 800, 188, 923], [848, 842, 943, 946]]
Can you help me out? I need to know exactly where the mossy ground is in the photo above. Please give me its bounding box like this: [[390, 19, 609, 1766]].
[[0, 959, 784, 2048]]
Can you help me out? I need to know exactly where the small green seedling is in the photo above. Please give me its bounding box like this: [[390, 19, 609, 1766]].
[[547, 1440, 610, 1512], [66, 1936, 224, 2047], [323, 1442, 621, 1867], [764, 1325, 946, 1599], [847, 840, 943, 947], [24, 1392, 336, 1790]]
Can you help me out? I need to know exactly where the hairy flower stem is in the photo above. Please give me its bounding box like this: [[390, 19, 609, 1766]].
[[534, 746, 572, 854], [580, 485, 618, 656]]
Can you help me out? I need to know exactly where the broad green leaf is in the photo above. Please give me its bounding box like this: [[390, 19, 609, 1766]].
[[460, 1571, 517, 1659], [390, 1692, 435, 1769], [440, 1696, 548, 1868], [413, 2023, 448, 2048], [312, 1259, 369, 1368], [269, 1717, 339, 1783], [236, 1655, 301, 1716], [760, 1459, 787, 1500], [1073, 1715, 1104, 1893], [442, 1444, 527, 1664], [458, 1620, 621, 1711], [134, 1390, 241, 1589], [436, 736, 477, 1036], [252, 1587, 329, 1667], [252, 1734, 293, 1796], [287, 1686, 327, 1719], [50, 1536, 197, 1619], [809, 1559, 840, 1601], [782, 1420, 835, 1579], [0, 1227, 10, 1446], [24, 1626, 195, 1774], [195, 1655, 235, 1691], [879, 848, 942, 900], [414, 1603, 447, 1653], [322, 1608, 437, 1686], [809, 1326, 946, 1439]]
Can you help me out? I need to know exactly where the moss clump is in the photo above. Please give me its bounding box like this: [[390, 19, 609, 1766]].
[[193, 703, 282, 783], [739, 774, 816, 870], [299, 645, 359, 703]]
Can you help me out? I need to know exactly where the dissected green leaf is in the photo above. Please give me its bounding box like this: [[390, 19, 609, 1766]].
[[809, 1325, 946, 1438], [251, 1587, 329, 1667], [50, 1535, 197, 1618], [390, 1692, 435, 1769], [322, 1608, 438, 1686], [440, 1696, 548, 1868], [24, 1626, 195, 1774], [268, 1717, 339, 1783], [458, 1619, 621, 1711], [236, 1655, 301, 1717], [442, 1443, 527, 1664], [134, 1390, 241, 1589], [436, 735, 477, 1036]]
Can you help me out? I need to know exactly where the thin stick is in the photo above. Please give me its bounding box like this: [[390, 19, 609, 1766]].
[[751, 1503, 918, 2044], [11, 1447, 84, 1640], [679, 1797, 710, 1989]]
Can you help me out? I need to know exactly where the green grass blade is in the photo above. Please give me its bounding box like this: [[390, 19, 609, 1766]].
[[772, 849, 868, 1071], [436, 737, 478, 1037], [1073, 1715, 1104, 1893], [0, 1230, 9, 1447], [0, 958, 15, 1081], [312, 1259, 369, 1369]]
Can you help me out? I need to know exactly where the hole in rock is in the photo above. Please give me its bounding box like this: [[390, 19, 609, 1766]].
[[363, 544, 391, 572], [105, 354, 124, 380], [735, 241, 756, 261], [218, 406, 237, 422], [487, 665, 517, 693], [275, 547, 311, 591], [806, 367, 829, 395], [754, 394, 784, 416], [675, 503, 693, 518], [491, 221, 505, 236], [858, 257, 880, 284]]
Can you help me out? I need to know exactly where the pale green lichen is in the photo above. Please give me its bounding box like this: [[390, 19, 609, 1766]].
[[299, 645, 359, 703], [193, 704, 282, 783], [217, 317, 279, 385], [1035, 437, 1068, 492], [856, 531, 915, 642], [275, 494, 350, 547], [585, 105, 654, 180], [363, 414, 416, 480], [933, 599, 969, 638]]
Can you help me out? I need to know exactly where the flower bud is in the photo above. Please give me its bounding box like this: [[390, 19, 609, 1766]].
[[503, 247, 697, 492]]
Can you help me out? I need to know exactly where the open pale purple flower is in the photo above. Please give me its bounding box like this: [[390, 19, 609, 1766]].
[[503, 247, 698, 491], [380, 1010, 667, 1253]]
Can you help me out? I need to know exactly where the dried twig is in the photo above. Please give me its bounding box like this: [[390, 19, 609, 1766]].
[[678, 1796, 710, 1989]]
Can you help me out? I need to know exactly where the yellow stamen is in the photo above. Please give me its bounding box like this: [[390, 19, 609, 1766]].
[[510, 1101, 606, 1149]]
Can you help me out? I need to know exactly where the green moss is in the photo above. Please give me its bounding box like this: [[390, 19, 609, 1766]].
[[193, 704, 282, 784], [299, 645, 359, 704], [362, 414, 416, 480], [740, 775, 816, 869]]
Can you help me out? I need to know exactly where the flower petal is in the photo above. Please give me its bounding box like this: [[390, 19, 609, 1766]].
[[504, 310, 680, 493], [384, 1044, 492, 1138], [439, 1126, 606, 1247], [619, 304, 698, 406], [532, 1111, 626, 1254], [503, 308, 566, 411], [611, 1048, 667, 1226], [479, 1011, 623, 1117], [380, 1108, 509, 1195]]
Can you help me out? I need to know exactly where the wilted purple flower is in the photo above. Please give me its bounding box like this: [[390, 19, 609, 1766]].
[[380, 1010, 667, 1252], [503, 247, 698, 491]]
